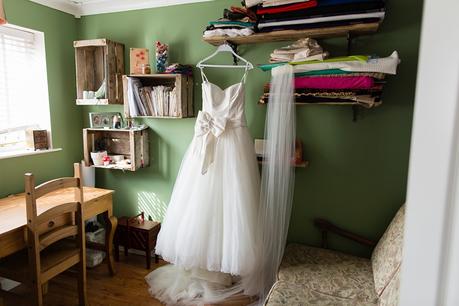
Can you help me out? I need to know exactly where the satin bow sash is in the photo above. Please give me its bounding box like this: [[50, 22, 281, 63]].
[[195, 111, 244, 174]]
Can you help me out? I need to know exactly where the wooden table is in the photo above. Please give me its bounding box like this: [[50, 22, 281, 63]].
[[0, 187, 118, 275]]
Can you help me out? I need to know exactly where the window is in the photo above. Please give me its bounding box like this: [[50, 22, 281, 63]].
[[0, 24, 51, 155]]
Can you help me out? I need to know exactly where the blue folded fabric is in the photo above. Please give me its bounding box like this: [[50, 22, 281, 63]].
[[209, 20, 256, 27]]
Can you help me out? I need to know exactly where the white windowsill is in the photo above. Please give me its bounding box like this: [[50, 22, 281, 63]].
[[0, 148, 62, 160]]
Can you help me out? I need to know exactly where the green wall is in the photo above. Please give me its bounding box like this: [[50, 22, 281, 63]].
[[0, 0, 82, 198], [1, 0, 423, 257]]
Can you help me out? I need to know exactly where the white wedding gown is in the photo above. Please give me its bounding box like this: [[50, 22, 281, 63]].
[[145, 68, 261, 305]]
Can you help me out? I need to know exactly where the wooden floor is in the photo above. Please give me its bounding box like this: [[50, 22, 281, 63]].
[[39, 254, 253, 306]]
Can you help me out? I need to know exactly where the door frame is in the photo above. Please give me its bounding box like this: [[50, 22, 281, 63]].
[[401, 0, 459, 305]]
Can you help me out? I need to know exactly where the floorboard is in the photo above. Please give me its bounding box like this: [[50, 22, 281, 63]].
[[40, 254, 253, 306]]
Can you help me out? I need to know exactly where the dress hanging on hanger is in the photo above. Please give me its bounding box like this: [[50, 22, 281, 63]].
[[145, 44, 262, 305]]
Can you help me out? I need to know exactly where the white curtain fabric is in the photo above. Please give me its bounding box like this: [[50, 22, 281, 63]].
[[0, 0, 6, 25], [257, 64, 296, 303]]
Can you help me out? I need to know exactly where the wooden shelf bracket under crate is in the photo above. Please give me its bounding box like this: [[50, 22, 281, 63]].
[[83, 128, 149, 171]]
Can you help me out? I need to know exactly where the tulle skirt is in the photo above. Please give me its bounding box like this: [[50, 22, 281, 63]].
[[145, 126, 261, 304]]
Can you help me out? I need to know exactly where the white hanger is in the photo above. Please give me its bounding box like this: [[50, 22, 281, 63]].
[[197, 43, 254, 70]]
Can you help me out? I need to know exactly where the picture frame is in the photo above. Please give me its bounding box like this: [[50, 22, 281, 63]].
[[89, 112, 123, 128], [130, 48, 149, 74]]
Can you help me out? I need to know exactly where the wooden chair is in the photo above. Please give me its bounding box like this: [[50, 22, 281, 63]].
[[0, 163, 88, 306]]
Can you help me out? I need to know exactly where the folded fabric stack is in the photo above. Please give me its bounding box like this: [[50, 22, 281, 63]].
[[165, 63, 193, 76], [203, 6, 258, 38], [270, 38, 329, 63], [259, 50, 400, 108], [248, 0, 385, 33]]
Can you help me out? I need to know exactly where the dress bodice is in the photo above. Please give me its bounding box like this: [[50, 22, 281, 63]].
[[194, 69, 249, 174], [201, 81, 246, 124]]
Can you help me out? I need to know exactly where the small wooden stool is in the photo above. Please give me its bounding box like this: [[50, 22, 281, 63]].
[[114, 212, 161, 269]]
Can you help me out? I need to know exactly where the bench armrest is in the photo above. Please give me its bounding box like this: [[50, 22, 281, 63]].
[[314, 218, 377, 249]]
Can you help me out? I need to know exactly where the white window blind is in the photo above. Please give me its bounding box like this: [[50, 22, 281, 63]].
[[0, 25, 51, 152]]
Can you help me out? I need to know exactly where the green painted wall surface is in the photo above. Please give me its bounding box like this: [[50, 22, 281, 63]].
[[79, 0, 423, 257], [0, 0, 82, 198], [0, 0, 422, 258]]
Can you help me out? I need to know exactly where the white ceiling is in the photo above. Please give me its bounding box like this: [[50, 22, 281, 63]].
[[30, 0, 212, 17]]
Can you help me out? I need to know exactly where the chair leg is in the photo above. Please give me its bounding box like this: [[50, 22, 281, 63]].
[[31, 280, 43, 306], [41, 283, 48, 295], [77, 260, 88, 306]]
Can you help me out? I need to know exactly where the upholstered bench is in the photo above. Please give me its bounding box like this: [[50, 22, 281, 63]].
[[265, 205, 405, 306]]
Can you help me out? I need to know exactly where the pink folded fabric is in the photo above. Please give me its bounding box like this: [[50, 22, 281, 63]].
[[294, 76, 374, 89]]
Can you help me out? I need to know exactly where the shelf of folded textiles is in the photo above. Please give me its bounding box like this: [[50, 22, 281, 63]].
[[76, 98, 110, 105], [203, 22, 380, 46], [257, 158, 309, 168]]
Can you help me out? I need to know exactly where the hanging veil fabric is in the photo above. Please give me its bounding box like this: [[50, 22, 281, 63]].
[[257, 64, 296, 303]]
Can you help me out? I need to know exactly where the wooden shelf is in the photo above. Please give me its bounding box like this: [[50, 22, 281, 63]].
[[83, 127, 149, 172], [76, 99, 109, 105], [294, 161, 309, 168], [85, 128, 145, 132], [89, 164, 133, 171], [128, 74, 183, 79], [123, 74, 194, 119], [74, 38, 125, 105], [258, 101, 382, 109], [203, 22, 380, 46], [258, 160, 309, 168], [133, 116, 194, 119], [294, 102, 381, 108]]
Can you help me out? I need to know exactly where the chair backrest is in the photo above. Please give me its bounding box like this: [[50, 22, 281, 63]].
[[371, 204, 405, 299], [24, 163, 84, 280]]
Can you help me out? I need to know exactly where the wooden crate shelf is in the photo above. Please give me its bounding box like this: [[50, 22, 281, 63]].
[[203, 22, 380, 46], [74, 39, 125, 105], [123, 74, 194, 119], [83, 127, 149, 172]]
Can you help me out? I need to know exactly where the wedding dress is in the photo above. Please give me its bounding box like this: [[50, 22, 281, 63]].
[[145, 68, 261, 305]]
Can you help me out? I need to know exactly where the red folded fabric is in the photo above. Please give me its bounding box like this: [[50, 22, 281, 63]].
[[231, 6, 257, 21], [257, 0, 318, 15], [294, 76, 375, 89]]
